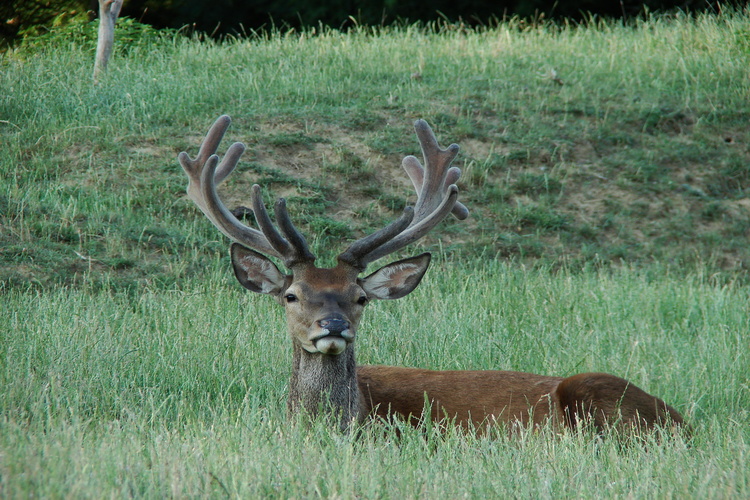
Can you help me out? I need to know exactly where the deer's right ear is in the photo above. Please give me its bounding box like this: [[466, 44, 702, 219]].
[[231, 243, 288, 295]]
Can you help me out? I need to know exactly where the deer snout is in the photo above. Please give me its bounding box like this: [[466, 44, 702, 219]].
[[317, 318, 351, 338], [310, 317, 353, 355]]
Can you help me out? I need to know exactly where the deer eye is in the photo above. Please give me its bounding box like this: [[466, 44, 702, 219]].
[[285, 294, 298, 303], [357, 295, 368, 306]]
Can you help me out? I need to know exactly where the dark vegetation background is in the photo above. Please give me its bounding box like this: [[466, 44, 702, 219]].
[[1, 0, 731, 46]]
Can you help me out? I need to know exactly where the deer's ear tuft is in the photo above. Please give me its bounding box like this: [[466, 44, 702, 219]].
[[231, 243, 287, 295], [361, 253, 431, 300]]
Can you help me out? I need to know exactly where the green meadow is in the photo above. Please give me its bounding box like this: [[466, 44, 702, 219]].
[[1, 11, 749, 498]]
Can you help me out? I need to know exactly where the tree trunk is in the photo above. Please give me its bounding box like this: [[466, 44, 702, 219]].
[[93, 0, 123, 83]]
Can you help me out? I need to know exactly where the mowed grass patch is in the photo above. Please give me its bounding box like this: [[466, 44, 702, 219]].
[[1, 261, 748, 497]]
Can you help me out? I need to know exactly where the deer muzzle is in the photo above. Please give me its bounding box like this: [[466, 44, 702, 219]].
[[310, 318, 353, 355]]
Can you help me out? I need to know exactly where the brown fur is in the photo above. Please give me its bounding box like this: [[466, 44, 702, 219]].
[[358, 366, 684, 433], [555, 372, 684, 431]]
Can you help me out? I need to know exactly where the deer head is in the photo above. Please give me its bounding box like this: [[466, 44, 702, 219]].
[[178, 115, 467, 429]]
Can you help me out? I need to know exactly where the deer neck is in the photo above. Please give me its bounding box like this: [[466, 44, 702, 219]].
[[289, 341, 363, 431]]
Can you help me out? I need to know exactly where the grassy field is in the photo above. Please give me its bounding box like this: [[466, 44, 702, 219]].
[[1, 10, 750, 498], [1, 261, 748, 497]]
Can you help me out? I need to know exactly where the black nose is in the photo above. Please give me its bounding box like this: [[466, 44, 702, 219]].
[[317, 318, 349, 335]]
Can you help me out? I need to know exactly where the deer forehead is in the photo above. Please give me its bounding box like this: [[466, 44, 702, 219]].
[[287, 267, 363, 299]]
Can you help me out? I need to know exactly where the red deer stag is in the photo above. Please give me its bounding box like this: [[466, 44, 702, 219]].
[[178, 115, 685, 434]]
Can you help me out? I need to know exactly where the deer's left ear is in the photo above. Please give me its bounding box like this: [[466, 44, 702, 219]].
[[360, 253, 431, 300]]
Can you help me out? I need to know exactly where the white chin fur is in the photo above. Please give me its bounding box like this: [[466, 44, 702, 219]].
[[314, 337, 347, 355]]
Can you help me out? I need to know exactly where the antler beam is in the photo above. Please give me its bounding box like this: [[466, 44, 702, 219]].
[[338, 119, 469, 270], [178, 115, 315, 268]]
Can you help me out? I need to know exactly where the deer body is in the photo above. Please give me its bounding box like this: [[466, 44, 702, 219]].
[[178, 115, 685, 434], [358, 366, 684, 431], [234, 246, 684, 432], [358, 366, 564, 429]]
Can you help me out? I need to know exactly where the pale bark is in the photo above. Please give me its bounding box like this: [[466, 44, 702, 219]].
[[93, 0, 123, 83]]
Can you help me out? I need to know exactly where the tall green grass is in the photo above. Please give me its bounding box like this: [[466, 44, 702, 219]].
[[1, 260, 748, 497]]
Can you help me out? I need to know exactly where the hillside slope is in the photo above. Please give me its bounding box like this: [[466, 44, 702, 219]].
[[1, 14, 749, 290]]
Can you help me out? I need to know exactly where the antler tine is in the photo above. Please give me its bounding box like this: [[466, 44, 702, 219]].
[[247, 184, 315, 268], [178, 115, 315, 267], [274, 197, 317, 268], [178, 115, 243, 200], [338, 120, 468, 270], [404, 119, 469, 221]]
